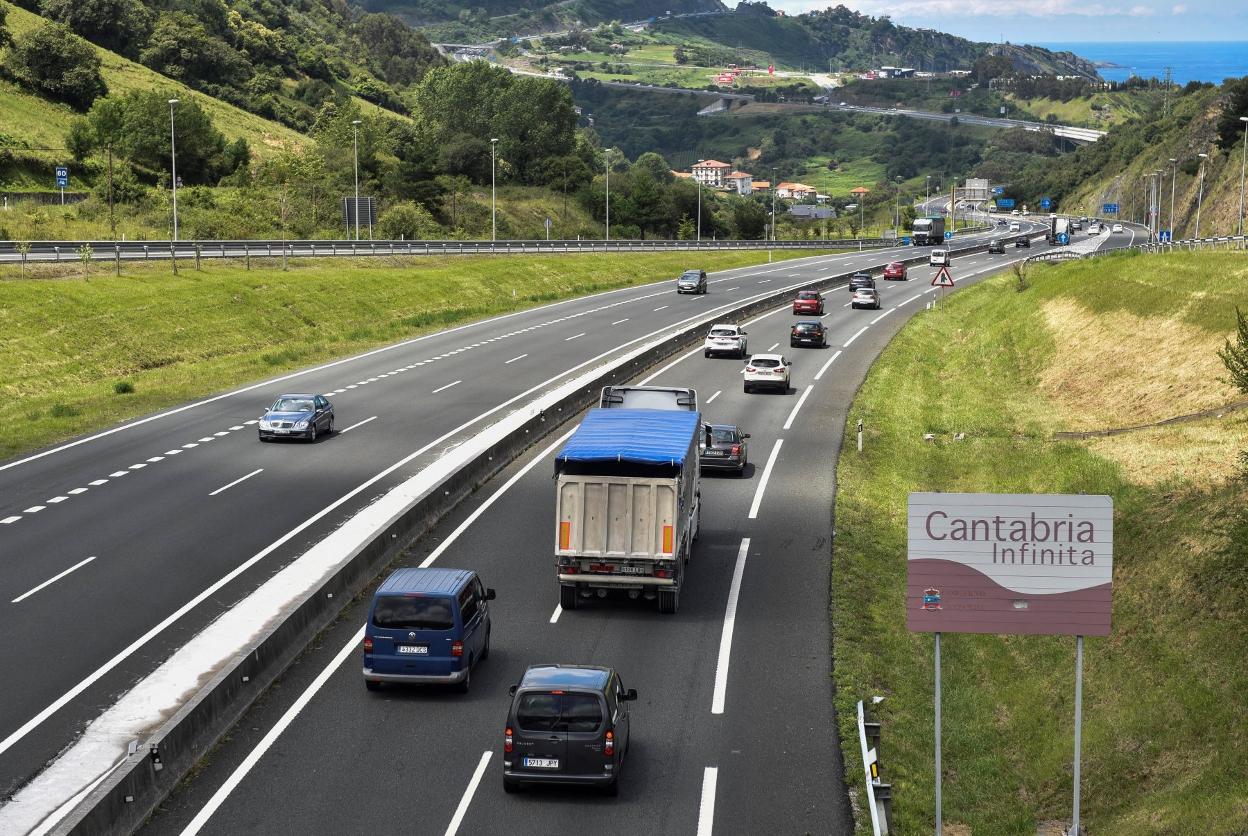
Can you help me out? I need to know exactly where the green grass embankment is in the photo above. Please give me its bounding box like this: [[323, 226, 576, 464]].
[[833, 251, 1248, 834], [0, 249, 836, 460]]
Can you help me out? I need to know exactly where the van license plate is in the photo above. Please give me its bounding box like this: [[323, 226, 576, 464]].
[[524, 758, 559, 769], [397, 645, 428, 654]]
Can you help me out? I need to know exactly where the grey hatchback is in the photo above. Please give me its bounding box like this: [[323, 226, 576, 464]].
[[676, 269, 708, 294], [503, 665, 637, 796]]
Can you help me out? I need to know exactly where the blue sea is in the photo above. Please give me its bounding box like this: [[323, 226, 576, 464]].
[[1034, 41, 1247, 85]]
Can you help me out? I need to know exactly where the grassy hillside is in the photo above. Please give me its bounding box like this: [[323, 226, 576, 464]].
[[834, 251, 1248, 833], [0, 247, 831, 460]]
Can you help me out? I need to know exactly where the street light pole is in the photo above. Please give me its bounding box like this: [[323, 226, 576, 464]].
[[1238, 116, 1248, 237], [604, 148, 612, 241], [1195, 152, 1209, 239], [168, 98, 179, 242], [351, 119, 362, 241], [696, 158, 704, 242], [1168, 157, 1177, 241], [490, 137, 498, 243], [926, 174, 931, 205]]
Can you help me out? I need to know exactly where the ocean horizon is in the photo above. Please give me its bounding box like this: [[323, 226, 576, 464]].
[[1033, 41, 1247, 85]]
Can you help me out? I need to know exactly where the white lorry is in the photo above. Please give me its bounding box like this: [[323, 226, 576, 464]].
[[554, 408, 702, 614]]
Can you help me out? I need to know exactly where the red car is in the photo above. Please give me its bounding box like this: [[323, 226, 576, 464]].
[[883, 261, 908, 281], [792, 290, 824, 315]]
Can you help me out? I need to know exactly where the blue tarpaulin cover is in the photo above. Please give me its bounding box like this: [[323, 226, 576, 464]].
[[557, 408, 701, 466]]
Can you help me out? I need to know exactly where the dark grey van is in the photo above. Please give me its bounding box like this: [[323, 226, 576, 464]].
[[502, 665, 637, 796]]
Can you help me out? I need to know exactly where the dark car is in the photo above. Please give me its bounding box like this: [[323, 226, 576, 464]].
[[882, 262, 908, 281], [676, 269, 708, 294], [790, 320, 828, 348], [1014, 237, 1031, 248], [988, 239, 1005, 254], [258, 393, 334, 441], [503, 665, 637, 796], [792, 290, 824, 315], [848, 271, 875, 292], [699, 423, 749, 474]]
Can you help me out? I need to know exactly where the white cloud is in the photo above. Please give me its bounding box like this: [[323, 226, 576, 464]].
[[1129, 3, 1156, 13], [1171, 3, 1188, 11]]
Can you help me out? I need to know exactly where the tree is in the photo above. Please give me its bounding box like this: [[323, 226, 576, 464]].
[[434, 174, 472, 229], [354, 12, 442, 87], [139, 12, 251, 89], [632, 151, 675, 184], [378, 202, 441, 240], [39, 0, 152, 58], [1220, 307, 1248, 394], [80, 90, 230, 183], [0, 5, 12, 49], [439, 135, 492, 184], [4, 23, 106, 110], [1215, 77, 1248, 151], [733, 200, 767, 239]]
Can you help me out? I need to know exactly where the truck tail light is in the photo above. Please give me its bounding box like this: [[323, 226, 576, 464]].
[[362, 637, 373, 653], [504, 727, 513, 753], [655, 567, 671, 579], [451, 640, 464, 658], [662, 525, 674, 554], [604, 729, 615, 757]]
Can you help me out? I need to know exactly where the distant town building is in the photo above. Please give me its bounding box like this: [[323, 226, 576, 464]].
[[751, 180, 771, 192], [691, 159, 732, 187], [726, 171, 753, 195], [775, 182, 816, 200], [788, 205, 835, 219]]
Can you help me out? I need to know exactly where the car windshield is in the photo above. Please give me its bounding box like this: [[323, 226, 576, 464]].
[[681, 271, 701, 279], [794, 323, 819, 331], [371, 595, 455, 630], [711, 428, 738, 443], [710, 328, 737, 337], [272, 398, 313, 412], [797, 291, 820, 300], [855, 289, 874, 295], [752, 358, 780, 368]]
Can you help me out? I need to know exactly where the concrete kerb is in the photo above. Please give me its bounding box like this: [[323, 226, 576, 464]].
[[53, 248, 993, 835]]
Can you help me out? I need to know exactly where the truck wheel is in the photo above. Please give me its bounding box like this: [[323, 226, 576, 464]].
[[560, 584, 578, 611], [658, 588, 679, 614]]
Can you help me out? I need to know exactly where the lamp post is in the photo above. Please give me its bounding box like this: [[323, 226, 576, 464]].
[[771, 167, 778, 250], [168, 98, 178, 242], [696, 158, 704, 242], [1238, 116, 1248, 237], [1168, 157, 1177, 241], [351, 119, 362, 241], [604, 148, 613, 241], [1195, 152, 1209, 239], [490, 137, 498, 242], [894, 175, 902, 235]]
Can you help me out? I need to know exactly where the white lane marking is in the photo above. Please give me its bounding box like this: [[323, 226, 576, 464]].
[[68, 488, 88, 495], [181, 444, 197, 449], [432, 380, 462, 394], [1, 516, 20, 525], [12, 557, 97, 604], [208, 469, 264, 497], [711, 539, 750, 715], [723, 286, 738, 291], [47, 496, 68, 504], [88, 479, 108, 486], [767, 342, 779, 352], [213, 432, 229, 437], [444, 751, 493, 836], [549, 605, 562, 624], [900, 293, 922, 306], [697, 767, 719, 836], [420, 431, 575, 569], [843, 327, 868, 347], [758, 279, 771, 284], [108, 471, 128, 478], [346, 384, 358, 389], [504, 354, 528, 364], [244, 420, 259, 425], [611, 318, 630, 325], [705, 390, 722, 404], [24, 506, 45, 514], [128, 464, 146, 470], [870, 308, 894, 325], [338, 416, 377, 434], [814, 350, 843, 381], [147, 456, 165, 463], [164, 450, 182, 456], [229, 425, 245, 431], [748, 440, 783, 520], [565, 332, 586, 341], [653, 305, 669, 311], [198, 437, 214, 442], [178, 627, 365, 836], [783, 386, 815, 431]]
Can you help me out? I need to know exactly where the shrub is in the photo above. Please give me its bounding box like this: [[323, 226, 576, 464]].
[[4, 23, 106, 110], [50, 403, 80, 418], [377, 202, 442, 240], [113, 380, 135, 394]]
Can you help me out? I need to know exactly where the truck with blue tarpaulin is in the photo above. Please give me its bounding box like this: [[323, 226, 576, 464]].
[[910, 216, 945, 246], [554, 408, 702, 614]]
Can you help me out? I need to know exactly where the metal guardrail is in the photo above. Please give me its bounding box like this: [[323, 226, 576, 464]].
[[857, 700, 891, 835], [1024, 233, 1247, 266]]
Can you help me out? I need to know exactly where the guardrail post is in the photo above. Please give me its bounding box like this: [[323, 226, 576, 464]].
[[194, 243, 201, 271], [143, 245, 149, 260], [220, 243, 226, 259], [54, 245, 61, 262], [244, 244, 250, 270], [310, 243, 316, 258], [114, 244, 121, 276]]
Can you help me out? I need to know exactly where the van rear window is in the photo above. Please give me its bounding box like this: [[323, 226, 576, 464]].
[[372, 595, 454, 630], [515, 693, 603, 732]]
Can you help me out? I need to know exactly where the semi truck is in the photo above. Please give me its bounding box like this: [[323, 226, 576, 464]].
[[910, 216, 945, 246], [554, 408, 702, 614], [1046, 215, 1070, 245]]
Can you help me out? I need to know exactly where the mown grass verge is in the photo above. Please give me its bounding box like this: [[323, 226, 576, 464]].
[[0, 249, 837, 460], [833, 251, 1248, 834]]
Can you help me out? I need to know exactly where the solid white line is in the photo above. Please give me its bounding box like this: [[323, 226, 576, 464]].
[[747, 440, 783, 520], [842, 301, 852, 307], [1, 516, 21, 525], [421, 430, 575, 569], [843, 327, 869, 347], [767, 342, 779, 352], [444, 751, 493, 836], [705, 390, 722, 404], [549, 605, 562, 624], [12, 557, 97, 604], [611, 318, 629, 325], [783, 385, 815, 431], [814, 350, 843, 381], [432, 380, 462, 394], [209, 469, 263, 497], [711, 539, 750, 715], [870, 308, 894, 325], [901, 293, 922, 306], [504, 353, 528, 364], [697, 767, 719, 836], [338, 416, 377, 434], [565, 332, 586, 341], [178, 628, 365, 836]]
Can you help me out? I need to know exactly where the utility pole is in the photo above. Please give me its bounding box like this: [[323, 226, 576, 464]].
[[490, 137, 498, 243], [1195, 152, 1209, 238], [604, 148, 613, 241], [1239, 116, 1248, 237], [351, 119, 362, 241], [168, 98, 179, 242], [107, 145, 116, 240], [1163, 66, 1172, 117], [1169, 157, 1177, 240], [696, 158, 704, 242]]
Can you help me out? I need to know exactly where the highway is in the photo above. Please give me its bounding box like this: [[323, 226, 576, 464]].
[[829, 102, 1105, 144], [0, 233, 1033, 811], [116, 223, 1116, 836]]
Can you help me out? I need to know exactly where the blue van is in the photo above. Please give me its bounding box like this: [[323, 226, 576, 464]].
[[363, 568, 495, 693]]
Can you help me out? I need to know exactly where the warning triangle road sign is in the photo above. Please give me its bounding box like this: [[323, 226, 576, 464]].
[[931, 265, 955, 287]]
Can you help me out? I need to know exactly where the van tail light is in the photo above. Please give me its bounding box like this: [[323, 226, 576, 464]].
[[504, 727, 514, 753], [451, 640, 464, 658], [362, 637, 373, 653], [604, 729, 615, 757]]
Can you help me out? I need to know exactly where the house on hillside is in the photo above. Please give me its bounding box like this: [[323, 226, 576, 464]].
[[692, 159, 732, 187], [725, 171, 753, 196], [775, 182, 816, 200], [751, 180, 771, 193]]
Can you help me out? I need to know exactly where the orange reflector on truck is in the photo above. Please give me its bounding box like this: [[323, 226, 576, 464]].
[[559, 521, 571, 550], [662, 525, 674, 554]]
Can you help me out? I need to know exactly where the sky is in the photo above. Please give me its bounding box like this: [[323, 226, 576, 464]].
[[768, 0, 1248, 42]]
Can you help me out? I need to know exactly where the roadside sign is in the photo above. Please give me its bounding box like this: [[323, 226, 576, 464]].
[[1102, 203, 1119, 214], [55, 166, 69, 188], [1159, 229, 1171, 242], [901, 236, 910, 245], [944, 230, 952, 240], [906, 492, 1113, 636], [1040, 197, 1052, 209], [992, 186, 1005, 195], [930, 265, 954, 287], [996, 198, 1015, 209]]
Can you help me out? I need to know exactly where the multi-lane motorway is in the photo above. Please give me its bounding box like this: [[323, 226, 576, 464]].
[[3, 218, 1123, 834]]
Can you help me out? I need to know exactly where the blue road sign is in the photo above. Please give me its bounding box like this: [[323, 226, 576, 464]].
[[944, 230, 953, 240], [900, 236, 911, 245], [1159, 230, 1171, 242], [1040, 197, 1052, 209], [55, 166, 68, 188], [996, 198, 1015, 209], [1102, 203, 1119, 214], [992, 186, 1005, 195]]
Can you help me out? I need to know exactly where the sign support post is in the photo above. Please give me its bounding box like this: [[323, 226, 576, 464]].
[[1071, 634, 1084, 836], [935, 631, 942, 836]]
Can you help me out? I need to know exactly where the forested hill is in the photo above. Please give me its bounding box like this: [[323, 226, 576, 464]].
[[2, 0, 444, 131]]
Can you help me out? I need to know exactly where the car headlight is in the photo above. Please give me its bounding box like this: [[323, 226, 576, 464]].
[[258, 419, 271, 430], [294, 420, 309, 430]]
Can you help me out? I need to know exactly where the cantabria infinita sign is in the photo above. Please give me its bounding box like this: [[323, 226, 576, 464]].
[[906, 493, 1113, 636]]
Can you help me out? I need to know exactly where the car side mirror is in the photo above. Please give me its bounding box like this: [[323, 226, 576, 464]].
[[623, 689, 638, 701], [509, 684, 518, 697], [486, 588, 497, 600], [742, 433, 751, 439]]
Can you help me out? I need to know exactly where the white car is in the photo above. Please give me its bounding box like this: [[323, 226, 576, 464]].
[[929, 249, 949, 266], [1112, 223, 1124, 233], [1009, 222, 1020, 232], [743, 353, 791, 393], [1088, 223, 1101, 234], [703, 323, 747, 358]]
